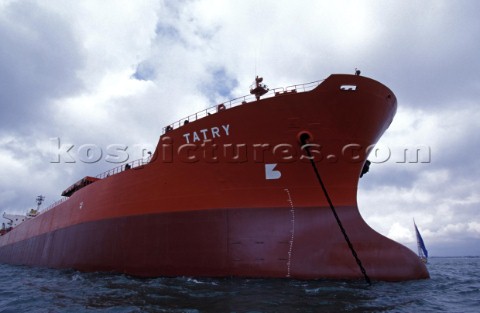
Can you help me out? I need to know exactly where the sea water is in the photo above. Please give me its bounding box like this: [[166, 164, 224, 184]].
[[0, 257, 478, 312]]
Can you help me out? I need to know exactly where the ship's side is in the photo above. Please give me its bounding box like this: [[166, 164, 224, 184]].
[[0, 74, 429, 281]]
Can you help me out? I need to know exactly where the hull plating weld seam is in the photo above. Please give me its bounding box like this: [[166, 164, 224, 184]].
[[284, 188, 295, 278]]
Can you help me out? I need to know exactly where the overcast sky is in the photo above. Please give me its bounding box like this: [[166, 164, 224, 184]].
[[1, 0, 479, 257]]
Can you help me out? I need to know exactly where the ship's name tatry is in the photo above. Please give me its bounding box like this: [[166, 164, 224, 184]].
[[183, 124, 230, 143]]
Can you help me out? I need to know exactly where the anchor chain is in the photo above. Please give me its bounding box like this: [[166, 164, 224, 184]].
[[300, 134, 371, 285]]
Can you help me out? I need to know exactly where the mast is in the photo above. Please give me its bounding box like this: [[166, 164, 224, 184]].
[[250, 76, 269, 100], [36, 195, 45, 211]]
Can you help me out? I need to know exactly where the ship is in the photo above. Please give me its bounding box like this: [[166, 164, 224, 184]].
[[414, 220, 428, 263], [0, 73, 429, 281]]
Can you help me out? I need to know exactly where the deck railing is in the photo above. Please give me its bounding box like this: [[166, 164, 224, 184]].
[[37, 158, 149, 216], [162, 79, 324, 134], [31, 79, 325, 217], [95, 158, 148, 179], [42, 197, 68, 213]]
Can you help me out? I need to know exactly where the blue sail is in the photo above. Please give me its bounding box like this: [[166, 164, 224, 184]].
[[414, 221, 428, 259]]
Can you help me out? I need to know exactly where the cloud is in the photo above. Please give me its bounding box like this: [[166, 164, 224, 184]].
[[0, 1, 84, 133], [358, 101, 480, 256]]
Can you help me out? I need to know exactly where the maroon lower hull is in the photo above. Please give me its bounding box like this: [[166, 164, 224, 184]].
[[0, 206, 428, 281]]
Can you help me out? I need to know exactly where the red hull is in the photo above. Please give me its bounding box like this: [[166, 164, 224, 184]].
[[0, 207, 427, 280], [0, 74, 429, 281]]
